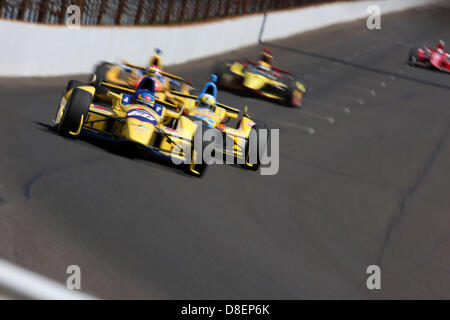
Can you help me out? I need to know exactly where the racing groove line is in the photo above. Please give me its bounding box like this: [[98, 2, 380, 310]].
[[263, 44, 450, 92], [0, 5, 450, 298]]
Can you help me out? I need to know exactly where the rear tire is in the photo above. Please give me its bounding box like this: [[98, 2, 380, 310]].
[[58, 88, 91, 138], [92, 62, 112, 95], [408, 49, 418, 66]]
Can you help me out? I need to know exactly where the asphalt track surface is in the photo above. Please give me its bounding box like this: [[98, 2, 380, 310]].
[[1, 5, 450, 299]]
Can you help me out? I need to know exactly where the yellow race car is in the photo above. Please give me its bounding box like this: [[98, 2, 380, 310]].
[[54, 76, 209, 177], [91, 49, 196, 111], [170, 74, 269, 171], [215, 49, 307, 107]]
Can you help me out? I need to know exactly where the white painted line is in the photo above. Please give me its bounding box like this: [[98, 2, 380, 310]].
[[331, 94, 365, 105], [342, 84, 376, 97], [355, 76, 388, 88], [272, 119, 315, 135], [0, 259, 96, 300], [297, 110, 335, 124], [307, 99, 351, 114]]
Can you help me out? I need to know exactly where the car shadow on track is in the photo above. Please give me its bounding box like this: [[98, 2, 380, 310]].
[[217, 85, 299, 109], [34, 121, 195, 179], [211, 58, 310, 109]]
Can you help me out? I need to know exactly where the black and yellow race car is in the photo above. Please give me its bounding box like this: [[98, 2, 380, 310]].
[[91, 49, 196, 111], [54, 76, 210, 177], [214, 49, 307, 107]]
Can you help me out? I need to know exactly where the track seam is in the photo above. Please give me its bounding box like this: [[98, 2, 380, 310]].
[[377, 124, 450, 266], [23, 155, 107, 199]]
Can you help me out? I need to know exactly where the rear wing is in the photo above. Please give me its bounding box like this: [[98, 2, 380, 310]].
[[122, 60, 185, 83]]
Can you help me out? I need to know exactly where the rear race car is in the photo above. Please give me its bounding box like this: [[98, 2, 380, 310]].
[[90, 50, 195, 110], [214, 57, 306, 107], [408, 41, 450, 73]]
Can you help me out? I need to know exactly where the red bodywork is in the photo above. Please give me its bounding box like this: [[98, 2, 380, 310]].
[[411, 46, 450, 73]]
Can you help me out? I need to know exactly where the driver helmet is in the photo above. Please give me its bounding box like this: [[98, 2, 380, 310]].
[[133, 89, 155, 109], [149, 48, 163, 69], [198, 94, 216, 110], [260, 49, 273, 65]]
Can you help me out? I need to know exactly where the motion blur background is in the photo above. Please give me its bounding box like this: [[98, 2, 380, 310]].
[[1, 0, 358, 26], [0, 0, 449, 299]]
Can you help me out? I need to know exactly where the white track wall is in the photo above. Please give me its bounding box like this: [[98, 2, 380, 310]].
[[0, 0, 443, 77]]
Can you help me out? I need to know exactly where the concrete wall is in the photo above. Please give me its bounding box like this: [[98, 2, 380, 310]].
[[0, 0, 442, 77], [263, 0, 444, 41]]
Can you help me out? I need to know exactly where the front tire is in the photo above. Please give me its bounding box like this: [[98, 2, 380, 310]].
[[66, 80, 85, 92], [242, 123, 269, 171], [183, 122, 209, 177], [58, 88, 91, 137]]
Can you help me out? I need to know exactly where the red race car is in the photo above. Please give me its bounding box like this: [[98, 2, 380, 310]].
[[409, 40, 450, 73]]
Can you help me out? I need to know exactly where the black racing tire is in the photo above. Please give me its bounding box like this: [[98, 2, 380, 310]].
[[408, 49, 418, 66], [65, 80, 85, 93], [285, 79, 305, 107], [58, 88, 92, 138], [213, 60, 235, 86], [183, 121, 209, 177], [92, 62, 112, 95], [55, 80, 86, 124], [242, 123, 269, 171]]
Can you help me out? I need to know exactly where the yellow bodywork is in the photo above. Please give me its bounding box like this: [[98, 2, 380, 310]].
[[224, 61, 306, 105], [99, 60, 193, 111], [169, 91, 258, 162], [55, 84, 198, 165]]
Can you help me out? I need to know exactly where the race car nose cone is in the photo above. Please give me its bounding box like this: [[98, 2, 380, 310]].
[[125, 118, 155, 146]]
